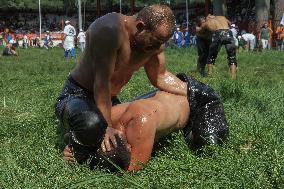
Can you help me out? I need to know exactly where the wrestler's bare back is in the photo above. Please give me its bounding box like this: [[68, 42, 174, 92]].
[[110, 91, 189, 170], [204, 15, 230, 31], [70, 13, 162, 96], [112, 91, 189, 136]]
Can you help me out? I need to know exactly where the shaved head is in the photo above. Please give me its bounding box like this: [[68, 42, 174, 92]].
[[137, 4, 176, 38]]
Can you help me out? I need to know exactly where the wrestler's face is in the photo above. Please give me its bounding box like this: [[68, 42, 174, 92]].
[[134, 25, 169, 52]]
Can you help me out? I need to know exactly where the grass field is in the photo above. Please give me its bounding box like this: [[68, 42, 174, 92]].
[[0, 47, 283, 189]]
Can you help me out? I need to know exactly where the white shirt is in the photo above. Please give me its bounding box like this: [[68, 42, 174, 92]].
[[23, 35, 28, 43], [77, 32, 86, 43], [230, 28, 238, 38], [242, 33, 255, 41], [63, 24, 76, 50], [64, 24, 76, 37]]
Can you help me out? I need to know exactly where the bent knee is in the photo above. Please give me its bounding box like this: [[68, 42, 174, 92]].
[[70, 111, 107, 146]]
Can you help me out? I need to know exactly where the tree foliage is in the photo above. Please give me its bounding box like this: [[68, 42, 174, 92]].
[[255, 0, 271, 31]]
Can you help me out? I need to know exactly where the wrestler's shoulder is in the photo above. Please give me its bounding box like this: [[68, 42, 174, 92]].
[[88, 13, 124, 40], [215, 16, 229, 22], [89, 13, 122, 28]]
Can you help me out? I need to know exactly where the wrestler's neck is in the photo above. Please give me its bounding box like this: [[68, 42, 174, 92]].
[[123, 15, 140, 47]]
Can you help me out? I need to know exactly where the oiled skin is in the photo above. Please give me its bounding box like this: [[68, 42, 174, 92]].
[[111, 91, 190, 171]]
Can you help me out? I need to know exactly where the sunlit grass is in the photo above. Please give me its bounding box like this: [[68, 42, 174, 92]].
[[0, 47, 283, 188]]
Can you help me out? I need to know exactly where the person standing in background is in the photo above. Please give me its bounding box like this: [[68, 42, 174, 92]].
[[173, 27, 184, 48], [43, 31, 52, 50], [77, 29, 86, 52], [230, 24, 238, 48], [63, 20, 76, 59], [23, 32, 28, 49], [259, 23, 272, 50], [275, 24, 284, 51]]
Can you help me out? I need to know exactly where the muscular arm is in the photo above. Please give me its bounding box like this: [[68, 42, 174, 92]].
[[88, 22, 120, 126], [144, 50, 187, 96]]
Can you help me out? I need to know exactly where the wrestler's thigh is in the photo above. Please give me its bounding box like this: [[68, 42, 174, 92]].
[[62, 97, 104, 129]]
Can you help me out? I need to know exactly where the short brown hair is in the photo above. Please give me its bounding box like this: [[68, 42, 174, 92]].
[[137, 4, 176, 37]]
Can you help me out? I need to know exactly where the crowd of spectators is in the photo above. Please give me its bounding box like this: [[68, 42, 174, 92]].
[[0, 5, 283, 52], [168, 25, 197, 48], [233, 22, 284, 52], [0, 13, 63, 34]]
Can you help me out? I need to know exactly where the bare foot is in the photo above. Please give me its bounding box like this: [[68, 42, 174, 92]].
[[63, 145, 75, 162]]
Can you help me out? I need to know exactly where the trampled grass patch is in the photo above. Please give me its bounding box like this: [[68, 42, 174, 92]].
[[0, 47, 283, 188]]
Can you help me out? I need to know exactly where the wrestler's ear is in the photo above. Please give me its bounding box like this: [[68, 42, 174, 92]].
[[136, 20, 145, 32]]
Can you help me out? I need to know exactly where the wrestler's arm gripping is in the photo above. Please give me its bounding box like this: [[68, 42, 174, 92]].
[[144, 50, 187, 96], [89, 22, 122, 151]]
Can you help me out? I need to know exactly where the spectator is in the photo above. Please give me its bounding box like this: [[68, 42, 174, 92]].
[[35, 36, 40, 47], [191, 33, 197, 47], [77, 29, 86, 52], [63, 20, 76, 59], [0, 33, 4, 47], [183, 28, 191, 47], [241, 32, 256, 51], [2, 43, 18, 56], [43, 31, 52, 49], [275, 24, 284, 51], [230, 24, 239, 47], [7, 33, 13, 44], [23, 33, 28, 49], [260, 23, 272, 50], [173, 27, 183, 48]]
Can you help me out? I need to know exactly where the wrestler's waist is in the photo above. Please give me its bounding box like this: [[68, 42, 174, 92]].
[[214, 29, 231, 34], [67, 75, 118, 100], [67, 75, 93, 95]]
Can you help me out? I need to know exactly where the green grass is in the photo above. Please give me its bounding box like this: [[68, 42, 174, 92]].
[[0, 47, 283, 189]]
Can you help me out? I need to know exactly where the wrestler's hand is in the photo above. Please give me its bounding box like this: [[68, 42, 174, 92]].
[[63, 145, 75, 162], [101, 127, 123, 152]]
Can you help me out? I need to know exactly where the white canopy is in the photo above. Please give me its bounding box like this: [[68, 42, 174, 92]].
[[281, 13, 284, 26]]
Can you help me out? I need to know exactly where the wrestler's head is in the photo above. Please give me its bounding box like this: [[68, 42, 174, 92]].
[[90, 135, 130, 171], [196, 16, 206, 27], [134, 4, 175, 52], [10, 43, 17, 51]]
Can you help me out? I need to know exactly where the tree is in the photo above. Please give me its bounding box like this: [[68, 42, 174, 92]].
[[255, 0, 270, 31], [273, 0, 284, 26], [63, 0, 76, 16], [212, 0, 227, 16]]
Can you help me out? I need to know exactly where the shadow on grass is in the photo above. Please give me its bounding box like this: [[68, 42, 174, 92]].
[[54, 118, 66, 152]]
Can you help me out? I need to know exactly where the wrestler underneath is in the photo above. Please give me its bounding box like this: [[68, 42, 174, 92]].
[[63, 74, 229, 171]]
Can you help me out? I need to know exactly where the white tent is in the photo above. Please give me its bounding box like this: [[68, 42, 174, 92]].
[[281, 13, 284, 26]]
